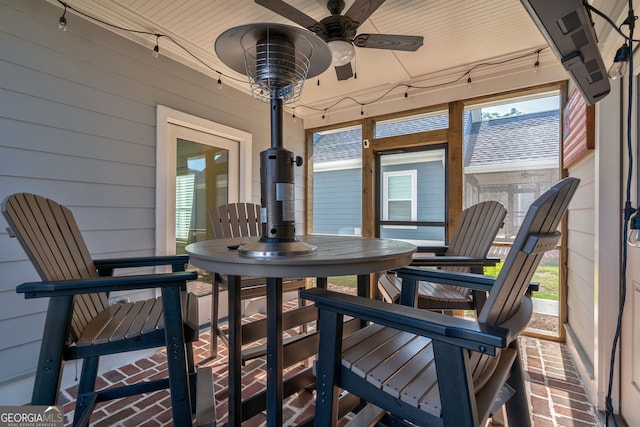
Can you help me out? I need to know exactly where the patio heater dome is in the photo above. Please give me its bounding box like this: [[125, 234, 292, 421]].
[[215, 23, 331, 256]]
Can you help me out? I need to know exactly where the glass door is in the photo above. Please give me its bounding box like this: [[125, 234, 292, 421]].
[[167, 123, 240, 255], [377, 147, 448, 245], [175, 138, 229, 254]]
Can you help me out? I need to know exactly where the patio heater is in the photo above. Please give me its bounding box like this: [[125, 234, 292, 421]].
[[215, 23, 331, 256]]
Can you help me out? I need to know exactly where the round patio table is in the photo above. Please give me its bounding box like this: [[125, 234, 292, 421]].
[[186, 234, 416, 427]]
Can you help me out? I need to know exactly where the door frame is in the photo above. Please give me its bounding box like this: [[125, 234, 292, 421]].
[[156, 105, 252, 256]]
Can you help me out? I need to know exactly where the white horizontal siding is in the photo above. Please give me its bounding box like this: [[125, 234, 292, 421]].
[[566, 155, 596, 367], [0, 0, 305, 401]]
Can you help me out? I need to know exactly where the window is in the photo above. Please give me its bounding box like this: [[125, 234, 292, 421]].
[[464, 91, 562, 337], [382, 170, 417, 227], [312, 125, 362, 235], [375, 110, 448, 137]]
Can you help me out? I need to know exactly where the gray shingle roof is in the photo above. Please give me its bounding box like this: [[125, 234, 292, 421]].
[[465, 110, 559, 168]]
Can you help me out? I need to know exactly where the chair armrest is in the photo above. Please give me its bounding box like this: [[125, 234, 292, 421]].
[[16, 271, 197, 299], [410, 256, 500, 268], [301, 288, 508, 355], [395, 266, 497, 292], [94, 255, 190, 275], [415, 245, 448, 255], [394, 267, 539, 293]]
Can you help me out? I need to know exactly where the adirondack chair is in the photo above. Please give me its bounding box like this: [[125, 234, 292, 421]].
[[378, 200, 506, 313], [3, 193, 215, 427], [208, 202, 308, 360], [302, 177, 578, 427]]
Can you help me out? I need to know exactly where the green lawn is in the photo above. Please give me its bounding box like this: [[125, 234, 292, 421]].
[[484, 262, 559, 300]]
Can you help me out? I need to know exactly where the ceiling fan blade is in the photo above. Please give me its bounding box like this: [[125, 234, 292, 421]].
[[344, 0, 386, 25], [255, 0, 320, 31], [335, 62, 353, 81], [353, 34, 424, 51]]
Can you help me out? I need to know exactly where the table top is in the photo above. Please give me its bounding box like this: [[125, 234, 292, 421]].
[[186, 235, 416, 277]]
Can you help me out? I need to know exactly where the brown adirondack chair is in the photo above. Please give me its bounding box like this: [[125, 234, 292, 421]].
[[378, 200, 506, 313], [208, 202, 309, 360], [3, 193, 215, 427], [302, 177, 579, 427]]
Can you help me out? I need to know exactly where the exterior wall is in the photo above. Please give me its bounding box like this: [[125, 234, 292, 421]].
[[565, 78, 623, 411], [0, 0, 305, 404], [313, 168, 362, 235], [565, 154, 596, 395]]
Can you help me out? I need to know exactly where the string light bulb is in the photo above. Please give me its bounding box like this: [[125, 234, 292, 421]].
[[534, 50, 540, 73], [360, 105, 364, 116], [58, 4, 67, 31], [404, 85, 410, 98], [629, 211, 640, 247], [608, 44, 631, 80], [217, 74, 222, 89], [467, 74, 472, 88], [153, 35, 160, 58], [322, 109, 326, 120], [292, 108, 296, 122]]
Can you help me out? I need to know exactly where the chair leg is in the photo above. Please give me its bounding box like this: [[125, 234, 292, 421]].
[[210, 278, 220, 358], [505, 341, 531, 427], [314, 309, 344, 427], [31, 296, 73, 406], [73, 356, 99, 427], [162, 286, 193, 425], [186, 343, 197, 413]]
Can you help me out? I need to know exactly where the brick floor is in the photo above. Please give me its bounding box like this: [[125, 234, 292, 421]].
[[59, 306, 600, 426]]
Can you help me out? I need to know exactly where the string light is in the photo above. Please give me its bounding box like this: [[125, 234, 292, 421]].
[[52, 1, 548, 119], [58, 3, 67, 31], [534, 49, 540, 72], [292, 107, 296, 121]]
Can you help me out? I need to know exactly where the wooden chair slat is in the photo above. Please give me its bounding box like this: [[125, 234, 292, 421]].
[[92, 302, 138, 345], [418, 379, 442, 417], [366, 335, 431, 388], [342, 328, 400, 368], [341, 324, 388, 369], [380, 340, 435, 398], [125, 298, 157, 338], [350, 331, 415, 378], [76, 304, 126, 346], [144, 297, 164, 333], [111, 300, 148, 341], [400, 353, 438, 408]]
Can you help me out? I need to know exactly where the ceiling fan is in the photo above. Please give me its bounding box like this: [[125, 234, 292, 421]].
[[255, 0, 424, 80]]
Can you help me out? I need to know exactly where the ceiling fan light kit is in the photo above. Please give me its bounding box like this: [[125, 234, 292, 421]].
[[327, 39, 356, 66]]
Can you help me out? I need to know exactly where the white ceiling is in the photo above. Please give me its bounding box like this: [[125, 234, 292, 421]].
[[52, 0, 624, 121]]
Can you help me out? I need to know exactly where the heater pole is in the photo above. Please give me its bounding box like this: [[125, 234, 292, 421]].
[[271, 96, 283, 149]]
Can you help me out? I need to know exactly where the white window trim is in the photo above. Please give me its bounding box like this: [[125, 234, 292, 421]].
[[155, 105, 252, 256], [382, 169, 417, 229]]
